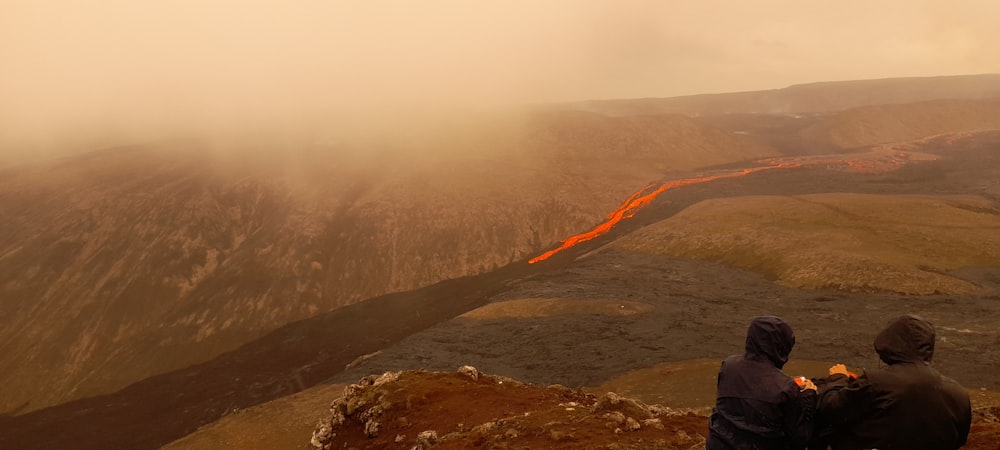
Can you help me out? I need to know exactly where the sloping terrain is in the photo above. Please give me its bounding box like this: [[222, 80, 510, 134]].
[[567, 73, 1000, 116], [0, 110, 775, 414], [614, 193, 1000, 294], [161, 382, 348, 450], [519, 111, 773, 174], [802, 99, 1000, 148], [603, 130, 1000, 296]]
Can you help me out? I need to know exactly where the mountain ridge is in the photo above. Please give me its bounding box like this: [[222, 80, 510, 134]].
[[563, 73, 1000, 116]]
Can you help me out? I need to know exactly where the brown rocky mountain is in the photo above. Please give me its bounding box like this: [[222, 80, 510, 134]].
[[3, 75, 1000, 450], [0, 110, 774, 414]]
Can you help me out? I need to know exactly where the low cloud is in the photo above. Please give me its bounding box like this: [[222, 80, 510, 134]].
[[2, 0, 999, 163]]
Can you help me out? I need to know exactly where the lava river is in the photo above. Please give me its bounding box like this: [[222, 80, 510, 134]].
[[528, 147, 937, 264]]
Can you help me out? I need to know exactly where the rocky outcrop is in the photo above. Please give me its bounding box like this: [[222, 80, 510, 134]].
[[310, 367, 709, 450]]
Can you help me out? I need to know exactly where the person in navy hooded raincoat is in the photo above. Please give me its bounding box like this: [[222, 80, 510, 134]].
[[707, 316, 817, 450], [816, 314, 971, 450]]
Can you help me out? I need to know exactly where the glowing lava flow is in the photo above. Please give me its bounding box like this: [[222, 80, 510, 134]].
[[528, 163, 799, 264], [528, 146, 938, 264]]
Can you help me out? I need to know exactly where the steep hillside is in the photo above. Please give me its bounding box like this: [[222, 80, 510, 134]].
[[566, 73, 1000, 116], [614, 193, 1000, 294], [802, 99, 1000, 148], [0, 110, 775, 414]]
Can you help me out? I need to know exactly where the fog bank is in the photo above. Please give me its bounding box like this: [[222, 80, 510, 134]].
[[3, 0, 1000, 163]]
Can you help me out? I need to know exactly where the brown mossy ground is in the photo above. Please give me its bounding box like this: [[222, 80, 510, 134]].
[[615, 193, 1000, 295], [311, 369, 709, 450]]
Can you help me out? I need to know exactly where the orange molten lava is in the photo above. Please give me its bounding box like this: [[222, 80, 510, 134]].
[[528, 163, 798, 264], [528, 146, 936, 264]]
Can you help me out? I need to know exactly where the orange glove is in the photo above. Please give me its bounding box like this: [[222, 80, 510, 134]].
[[793, 376, 817, 391]]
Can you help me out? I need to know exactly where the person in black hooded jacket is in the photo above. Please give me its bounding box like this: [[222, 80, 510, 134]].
[[707, 316, 817, 450], [816, 314, 971, 450]]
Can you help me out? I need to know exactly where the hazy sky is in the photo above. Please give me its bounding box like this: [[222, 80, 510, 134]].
[[2, 0, 999, 160]]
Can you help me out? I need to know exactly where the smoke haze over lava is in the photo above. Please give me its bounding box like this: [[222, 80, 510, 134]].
[[4, 0, 1000, 163], [3, 3, 1000, 448]]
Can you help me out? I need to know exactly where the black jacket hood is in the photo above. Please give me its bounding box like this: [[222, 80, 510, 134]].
[[744, 316, 795, 369], [874, 314, 936, 365]]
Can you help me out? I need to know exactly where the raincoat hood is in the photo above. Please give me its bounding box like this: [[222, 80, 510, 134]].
[[744, 316, 795, 369], [874, 314, 935, 365]]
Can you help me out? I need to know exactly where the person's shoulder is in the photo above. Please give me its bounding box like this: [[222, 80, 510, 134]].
[[939, 373, 963, 385], [861, 363, 911, 385], [720, 354, 742, 366], [938, 374, 971, 396]]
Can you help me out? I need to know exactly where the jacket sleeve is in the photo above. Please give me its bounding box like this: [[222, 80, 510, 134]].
[[956, 388, 972, 447], [782, 384, 816, 447], [816, 373, 874, 426], [958, 411, 970, 447]]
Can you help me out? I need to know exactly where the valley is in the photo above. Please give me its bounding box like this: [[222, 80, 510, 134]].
[[2, 75, 1000, 449]]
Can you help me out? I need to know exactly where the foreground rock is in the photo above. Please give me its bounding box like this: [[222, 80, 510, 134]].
[[311, 367, 709, 449]]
